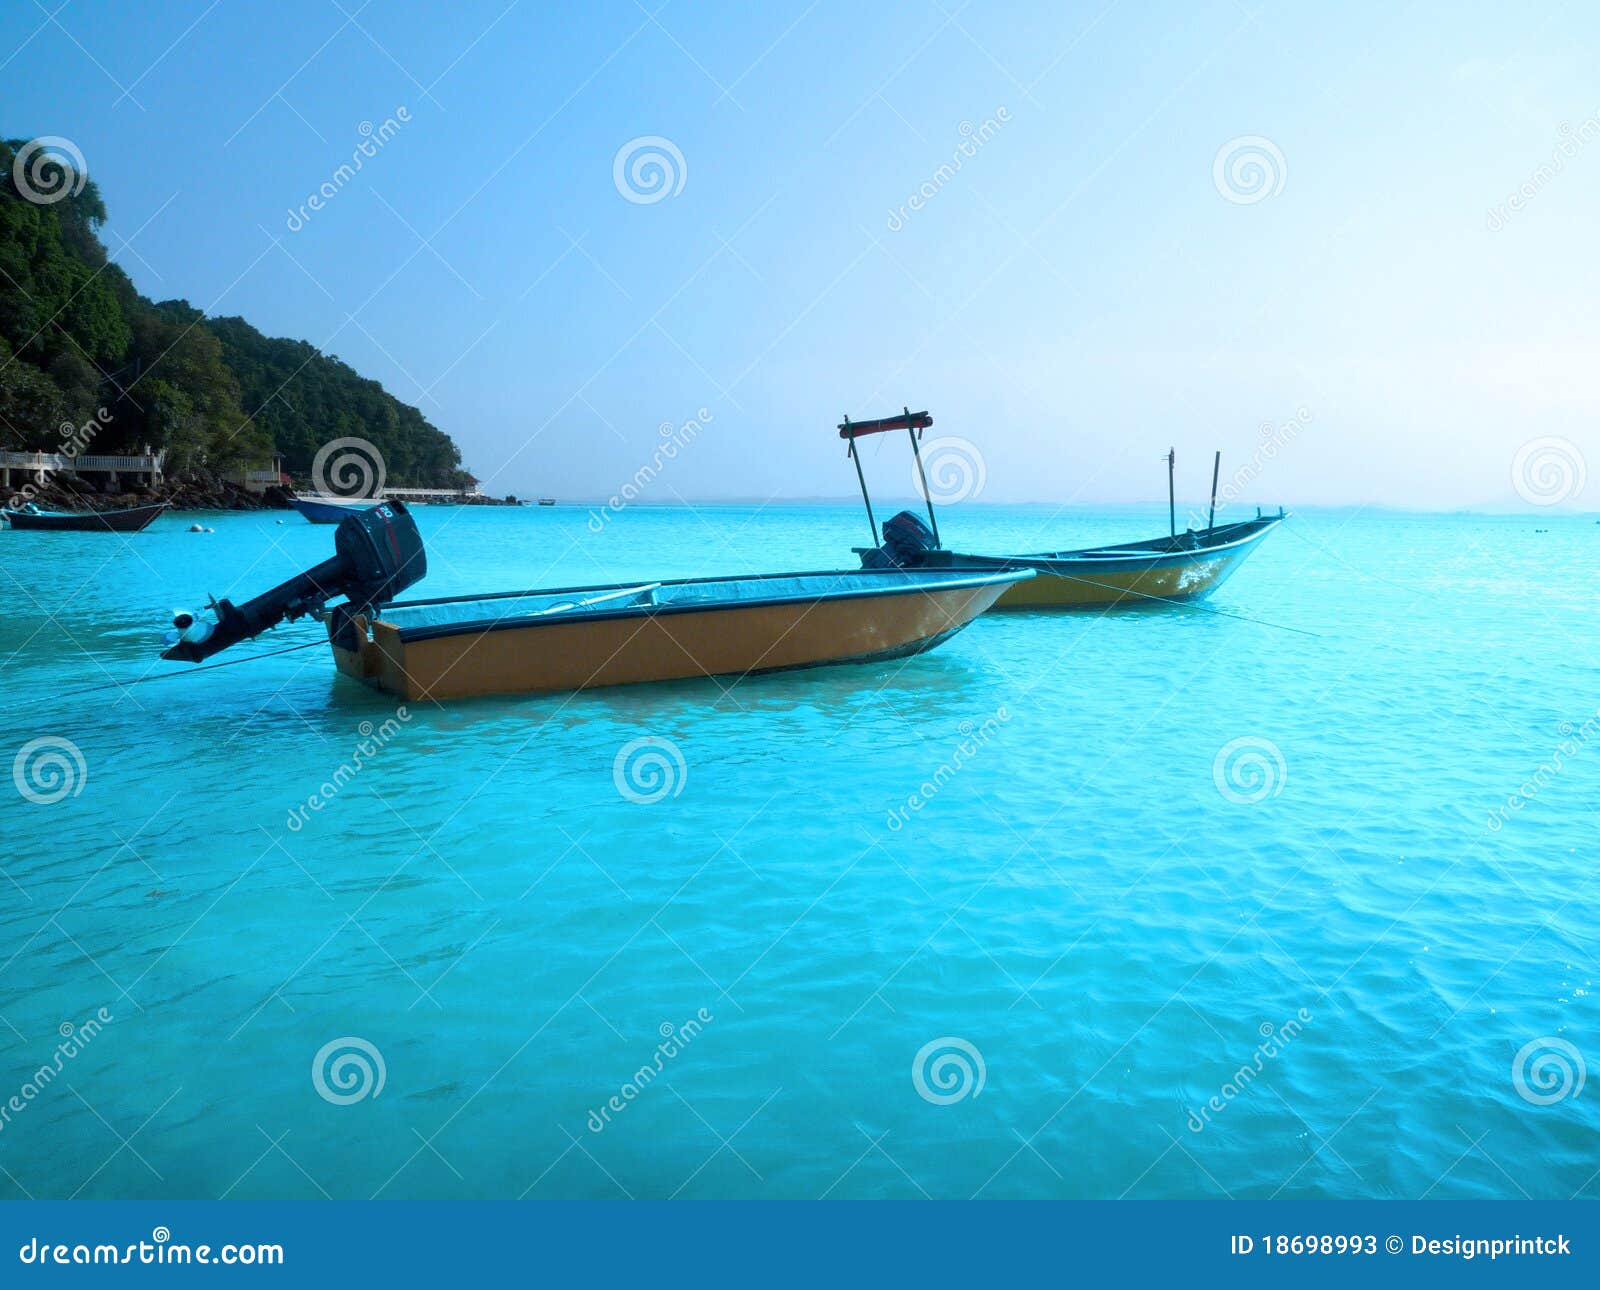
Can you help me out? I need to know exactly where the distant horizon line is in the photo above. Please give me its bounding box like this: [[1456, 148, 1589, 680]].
[[508, 495, 1596, 517]]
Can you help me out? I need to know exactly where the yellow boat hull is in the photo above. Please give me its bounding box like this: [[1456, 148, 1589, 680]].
[[329, 572, 1021, 701], [910, 515, 1284, 611], [993, 547, 1248, 608]]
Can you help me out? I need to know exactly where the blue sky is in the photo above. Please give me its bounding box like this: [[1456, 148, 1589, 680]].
[[4, 0, 1596, 508]]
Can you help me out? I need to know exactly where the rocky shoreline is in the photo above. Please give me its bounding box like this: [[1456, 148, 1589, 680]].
[[7, 470, 519, 514]]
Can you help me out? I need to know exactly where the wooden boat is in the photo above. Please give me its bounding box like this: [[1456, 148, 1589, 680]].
[[160, 501, 1031, 701], [3, 501, 167, 532], [839, 410, 1284, 610], [891, 515, 1285, 608]]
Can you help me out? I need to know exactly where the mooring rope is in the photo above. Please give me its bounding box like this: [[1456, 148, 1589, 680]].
[[11, 637, 327, 709]]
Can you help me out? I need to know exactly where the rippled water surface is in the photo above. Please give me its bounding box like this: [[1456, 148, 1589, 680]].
[[1, 502, 1595, 1199]]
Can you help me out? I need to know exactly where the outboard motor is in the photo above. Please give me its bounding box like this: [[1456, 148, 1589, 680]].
[[861, 509, 939, 569], [162, 501, 426, 663]]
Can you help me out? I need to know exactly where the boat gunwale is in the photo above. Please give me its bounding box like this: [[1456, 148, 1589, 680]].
[[374, 566, 1033, 644], [1004, 518, 1282, 566]]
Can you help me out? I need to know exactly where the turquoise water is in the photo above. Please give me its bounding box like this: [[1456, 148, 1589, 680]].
[[1, 502, 1595, 1200]]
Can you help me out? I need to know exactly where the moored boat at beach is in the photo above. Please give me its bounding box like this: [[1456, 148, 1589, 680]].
[[160, 500, 1031, 700], [840, 410, 1285, 610], [3, 501, 168, 532]]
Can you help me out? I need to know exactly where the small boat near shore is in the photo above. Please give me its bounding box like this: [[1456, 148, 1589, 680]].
[[161, 501, 1031, 700], [840, 410, 1284, 610], [288, 494, 373, 524], [3, 501, 168, 532]]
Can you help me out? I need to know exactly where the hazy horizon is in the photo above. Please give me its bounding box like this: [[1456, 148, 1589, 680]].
[[7, 1, 1598, 512]]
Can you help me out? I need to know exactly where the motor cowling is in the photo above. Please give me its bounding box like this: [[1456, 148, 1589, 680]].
[[861, 509, 939, 568], [161, 501, 426, 663]]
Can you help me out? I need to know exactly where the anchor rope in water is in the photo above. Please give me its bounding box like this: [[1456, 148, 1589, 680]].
[[12, 637, 327, 709]]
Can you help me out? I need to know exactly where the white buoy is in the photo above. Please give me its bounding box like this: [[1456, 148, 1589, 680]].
[[189, 523, 203, 532]]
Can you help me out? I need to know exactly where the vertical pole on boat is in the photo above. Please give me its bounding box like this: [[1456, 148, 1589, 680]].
[[905, 405, 941, 546], [1167, 448, 1177, 537], [844, 416, 878, 543], [1208, 451, 1221, 532]]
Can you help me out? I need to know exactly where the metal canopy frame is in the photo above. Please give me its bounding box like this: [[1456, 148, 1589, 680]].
[[837, 407, 939, 547]]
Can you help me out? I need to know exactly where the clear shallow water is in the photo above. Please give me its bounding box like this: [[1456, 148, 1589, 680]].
[[0, 502, 1595, 1200]]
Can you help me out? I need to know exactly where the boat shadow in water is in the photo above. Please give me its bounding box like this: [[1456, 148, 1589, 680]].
[[589, 647, 1003, 719]]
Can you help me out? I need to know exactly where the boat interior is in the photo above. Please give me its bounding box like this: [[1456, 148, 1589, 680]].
[[374, 567, 1016, 635]]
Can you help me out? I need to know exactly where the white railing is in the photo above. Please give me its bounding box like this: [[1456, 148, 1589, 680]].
[[0, 451, 164, 473]]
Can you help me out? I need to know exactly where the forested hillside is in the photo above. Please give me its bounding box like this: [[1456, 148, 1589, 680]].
[[0, 136, 468, 486]]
